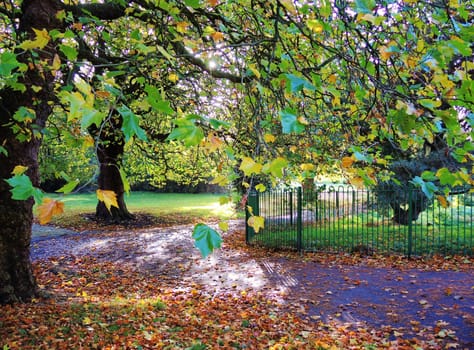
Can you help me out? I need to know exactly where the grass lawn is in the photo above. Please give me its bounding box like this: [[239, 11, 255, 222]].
[[42, 191, 237, 228], [250, 212, 474, 256]]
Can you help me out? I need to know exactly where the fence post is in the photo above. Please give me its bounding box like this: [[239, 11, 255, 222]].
[[289, 190, 293, 226], [407, 186, 413, 258], [297, 187, 303, 252], [246, 190, 259, 244]]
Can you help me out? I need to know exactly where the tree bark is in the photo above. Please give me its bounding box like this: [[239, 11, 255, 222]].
[[90, 114, 134, 221], [390, 196, 427, 225], [0, 0, 63, 304]]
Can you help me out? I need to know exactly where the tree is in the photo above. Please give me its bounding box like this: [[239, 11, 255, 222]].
[[1, 0, 472, 303], [0, 0, 64, 303]]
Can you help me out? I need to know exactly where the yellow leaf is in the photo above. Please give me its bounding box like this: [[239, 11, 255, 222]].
[[12, 165, 28, 175], [83, 135, 95, 148], [437, 195, 450, 208], [168, 73, 179, 83], [176, 21, 189, 34], [203, 26, 215, 36], [218, 221, 229, 232], [248, 64, 261, 79], [263, 134, 276, 143], [219, 196, 231, 205], [18, 28, 50, 50], [96, 189, 119, 211], [301, 163, 315, 171], [211, 32, 224, 42], [246, 205, 254, 215], [298, 116, 309, 125], [255, 183, 266, 192], [51, 54, 61, 71], [307, 19, 324, 33], [379, 45, 394, 60], [247, 215, 265, 233], [239, 157, 262, 176], [341, 157, 354, 169], [82, 316, 92, 325], [211, 174, 229, 186], [280, 0, 296, 14], [349, 176, 365, 188], [36, 198, 64, 225], [56, 10, 66, 20], [206, 133, 223, 152]]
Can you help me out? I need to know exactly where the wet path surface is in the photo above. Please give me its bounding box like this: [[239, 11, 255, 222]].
[[32, 223, 474, 347]]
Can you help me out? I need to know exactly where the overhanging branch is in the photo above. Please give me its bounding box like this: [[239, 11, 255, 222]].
[[64, 1, 126, 21], [172, 41, 251, 84]]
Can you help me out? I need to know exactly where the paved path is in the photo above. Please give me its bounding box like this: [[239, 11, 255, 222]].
[[31, 222, 474, 347]]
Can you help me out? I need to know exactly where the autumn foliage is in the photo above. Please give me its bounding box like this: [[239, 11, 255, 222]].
[[2, 224, 472, 349]]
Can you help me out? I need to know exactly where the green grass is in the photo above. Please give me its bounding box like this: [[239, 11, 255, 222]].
[[249, 210, 474, 256], [43, 191, 237, 227]]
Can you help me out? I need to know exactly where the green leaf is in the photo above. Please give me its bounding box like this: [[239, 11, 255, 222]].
[[436, 168, 462, 187], [105, 70, 126, 78], [410, 176, 438, 200], [0, 146, 7, 156], [167, 118, 204, 146], [119, 167, 131, 194], [239, 157, 262, 176], [192, 223, 222, 258], [354, 0, 376, 14], [59, 44, 78, 61], [145, 85, 174, 114], [279, 108, 305, 134], [117, 105, 148, 142], [269, 157, 288, 178], [447, 37, 472, 56], [185, 0, 201, 8], [284, 74, 316, 93], [209, 118, 231, 129], [320, 0, 331, 17], [5, 174, 43, 203], [13, 107, 35, 122], [421, 171, 437, 181], [0, 52, 20, 76], [56, 179, 80, 194], [419, 99, 441, 110], [80, 108, 105, 129]]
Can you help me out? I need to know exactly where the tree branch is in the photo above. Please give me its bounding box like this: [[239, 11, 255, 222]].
[[64, 1, 126, 21], [172, 41, 251, 83]]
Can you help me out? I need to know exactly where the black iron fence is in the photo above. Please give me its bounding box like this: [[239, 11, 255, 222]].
[[245, 185, 474, 257]]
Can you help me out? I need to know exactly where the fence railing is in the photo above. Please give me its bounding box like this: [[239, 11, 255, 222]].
[[245, 185, 474, 257]]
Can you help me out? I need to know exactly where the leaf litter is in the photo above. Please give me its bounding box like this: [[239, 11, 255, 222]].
[[1, 219, 473, 349]]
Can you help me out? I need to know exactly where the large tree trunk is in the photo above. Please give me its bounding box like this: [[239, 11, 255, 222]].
[[0, 120, 39, 303], [91, 114, 134, 221], [390, 195, 427, 225], [0, 0, 63, 304]]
